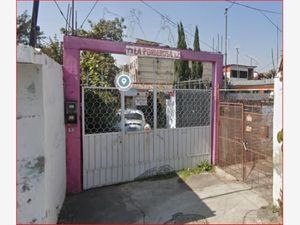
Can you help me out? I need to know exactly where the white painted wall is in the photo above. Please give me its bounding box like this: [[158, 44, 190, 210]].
[[202, 62, 213, 81], [129, 57, 213, 84], [272, 67, 283, 206], [130, 57, 175, 84], [17, 45, 66, 223]]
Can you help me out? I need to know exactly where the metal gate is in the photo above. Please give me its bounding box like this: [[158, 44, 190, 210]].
[[82, 85, 212, 189], [218, 94, 273, 202]]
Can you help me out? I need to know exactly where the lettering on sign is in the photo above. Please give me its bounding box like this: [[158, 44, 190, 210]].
[[126, 45, 181, 59]]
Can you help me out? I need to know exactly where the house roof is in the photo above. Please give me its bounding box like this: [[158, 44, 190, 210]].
[[135, 39, 161, 46], [224, 64, 257, 69]]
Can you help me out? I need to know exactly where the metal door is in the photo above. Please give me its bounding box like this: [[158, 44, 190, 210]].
[[218, 101, 273, 202]]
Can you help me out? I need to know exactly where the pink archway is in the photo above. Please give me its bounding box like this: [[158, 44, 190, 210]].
[[63, 36, 223, 193]]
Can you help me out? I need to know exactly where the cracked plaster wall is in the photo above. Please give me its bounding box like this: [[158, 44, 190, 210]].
[[17, 45, 66, 223]]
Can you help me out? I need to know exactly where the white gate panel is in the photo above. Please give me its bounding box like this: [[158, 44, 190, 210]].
[[83, 126, 211, 189]]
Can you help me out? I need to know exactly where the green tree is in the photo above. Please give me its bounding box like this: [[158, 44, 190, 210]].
[[175, 22, 191, 82], [41, 35, 63, 64], [42, 18, 126, 83], [61, 18, 125, 86], [258, 69, 276, 79], [191, 26, 203, 80], [17, 10, 45, 45]]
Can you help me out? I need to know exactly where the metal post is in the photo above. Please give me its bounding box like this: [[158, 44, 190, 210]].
[[65, 4, 70, 33], [241, 103, 245, 182], [68, 6, 72, 34], [272, 48, 275, 73], [29, 0, 40, 47], [236, 47, 239, 78], [153, 59, 158, 130], [121, 90, 125, 181], [217, 34, 220, 52], [224, 8, 228, 89], [72, 0, 75, 35], [81, 87, 85, 136], [75, 10, 78, 36], [121, 91, 125, 134], [221, 35, 223, 54]]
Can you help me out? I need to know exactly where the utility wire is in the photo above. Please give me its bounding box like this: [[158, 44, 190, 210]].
[[141, 0, 176, 27], [53, 0, 71, 30], [102, 7, 133, 20], [259, 10, 282, 32], [130, 9, 146, 38], [226, 0, 282, 15], [226, 0, 282, 32], [141, 0, 215, 51], [79, 0, 100, 29], [257, 61, 274, 72], [101, 7, 139, 41], [227, 2, 235, 10]]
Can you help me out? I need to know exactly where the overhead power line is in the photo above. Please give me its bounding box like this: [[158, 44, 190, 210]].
[[130, 9, 146, 38], [103, 7, 127, 19], [259, 10, 282, 32], [79, 0, 100, 29], [53, 0, 71, 30], [226, 0, 282, 15], [226, 0, 282, 32], [141, 0, 215, 51], [257, 61, 274, 72], [141, 0, 176, 27]]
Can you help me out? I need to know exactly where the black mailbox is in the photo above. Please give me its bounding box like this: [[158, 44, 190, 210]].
[[65, 101, 77, 124]]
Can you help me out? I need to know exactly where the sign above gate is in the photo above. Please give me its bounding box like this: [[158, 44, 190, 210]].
[[126, 45, 181, 59], [115, 73, 132, 91]]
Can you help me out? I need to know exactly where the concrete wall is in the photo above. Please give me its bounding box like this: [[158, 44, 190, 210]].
[[272, 68, 283, 206], [17, 45, 66, 223]]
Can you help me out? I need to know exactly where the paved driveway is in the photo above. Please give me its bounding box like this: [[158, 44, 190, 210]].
[[58, 168, 279, 224]]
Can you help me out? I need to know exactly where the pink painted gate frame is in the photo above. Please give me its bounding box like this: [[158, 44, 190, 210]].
[[63, 36, 223, 193]]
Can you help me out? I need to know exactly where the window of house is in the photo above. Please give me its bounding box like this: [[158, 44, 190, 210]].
[[231, 70, 238, 78], [239, 71, 248, 78]]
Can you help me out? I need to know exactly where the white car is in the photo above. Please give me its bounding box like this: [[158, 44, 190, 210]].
[[115, 109, 151, 132]]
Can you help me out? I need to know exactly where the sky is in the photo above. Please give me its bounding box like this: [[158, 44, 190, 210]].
[[17, 0, 282, 72]]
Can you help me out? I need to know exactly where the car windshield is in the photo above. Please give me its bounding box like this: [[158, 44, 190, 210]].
[[125, 113, 142, 120]]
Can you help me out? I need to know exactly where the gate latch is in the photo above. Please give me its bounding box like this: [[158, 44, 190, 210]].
[[242, 141, 248, 151]]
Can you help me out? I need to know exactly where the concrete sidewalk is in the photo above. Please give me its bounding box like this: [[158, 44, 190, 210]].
[[58, 168, 280, 224]]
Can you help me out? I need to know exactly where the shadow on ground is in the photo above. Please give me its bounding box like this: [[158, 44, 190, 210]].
[[58, 168, 277, 224]]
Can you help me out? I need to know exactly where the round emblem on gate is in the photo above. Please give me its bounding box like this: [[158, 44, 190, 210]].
[[115, 74, 132, 91]]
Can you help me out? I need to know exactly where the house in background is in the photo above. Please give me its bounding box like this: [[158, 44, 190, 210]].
[[229, 78, 274, 94], [129, 56, 213, 89], [129, 56, 175, 89], [224, 64, 256, 80], [224, 64, 274, 94]]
